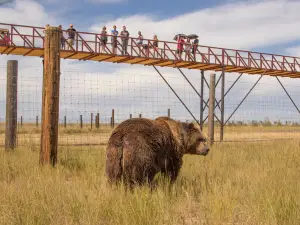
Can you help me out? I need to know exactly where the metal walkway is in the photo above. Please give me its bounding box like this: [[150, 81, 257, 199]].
[[0, 22, 300, 78]]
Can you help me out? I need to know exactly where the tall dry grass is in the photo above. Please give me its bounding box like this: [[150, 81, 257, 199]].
[[0, 138, 300, 225]]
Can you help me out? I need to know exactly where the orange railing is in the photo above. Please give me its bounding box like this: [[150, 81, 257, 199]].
[[0, 22, 300, 74]]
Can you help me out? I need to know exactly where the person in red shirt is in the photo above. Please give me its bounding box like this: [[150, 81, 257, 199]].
[[176, 37, 185, 60]]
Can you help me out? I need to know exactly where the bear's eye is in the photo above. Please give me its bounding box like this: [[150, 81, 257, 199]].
[[197, 137, 204, 142]]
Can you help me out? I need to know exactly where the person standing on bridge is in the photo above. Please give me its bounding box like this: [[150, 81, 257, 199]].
[[192, 37, 199, 61], [67, 24, 76, 50], [120, 26, 130, 55], [111, 25, 119, 54], [176, 36, 185, 60], [153, 35, 159, 57], [58, 25, 65, 50], [185, 38, 192, 61], [100, 26, 107, 53], [137, 31, 143, 55]]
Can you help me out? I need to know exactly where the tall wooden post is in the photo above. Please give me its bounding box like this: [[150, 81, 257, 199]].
[[111, 109, 115, 128], [40, 26, 61, 166], [5, 60, 18, 150], [167, 109, 171, 118], [208, 73, 216, 146], [80, 115, 83, 129]]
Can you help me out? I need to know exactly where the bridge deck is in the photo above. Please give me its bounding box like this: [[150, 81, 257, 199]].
[[0, 22, 300, 78]]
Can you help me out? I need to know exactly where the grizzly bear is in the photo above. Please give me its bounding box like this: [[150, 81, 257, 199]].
[[105, 116, 209, 189]]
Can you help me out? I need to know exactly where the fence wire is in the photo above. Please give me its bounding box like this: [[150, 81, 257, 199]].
[[0, 60, 300, 151]]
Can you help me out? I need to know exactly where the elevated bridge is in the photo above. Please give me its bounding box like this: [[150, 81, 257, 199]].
[[0, 22, 300, 78]]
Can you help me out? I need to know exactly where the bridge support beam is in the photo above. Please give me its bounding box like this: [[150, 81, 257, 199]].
[[220, 68, 225, 142], [40, 26, 61, 166], [200, 70, 204, 131], [208, 73, 216, 146], [5, 60, 18, 150]]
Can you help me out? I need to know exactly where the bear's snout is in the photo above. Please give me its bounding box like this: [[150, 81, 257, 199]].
[[197, 146, 210, 156]]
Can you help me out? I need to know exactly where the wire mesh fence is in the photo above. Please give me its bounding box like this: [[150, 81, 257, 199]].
[[1, 59, 300, 151]]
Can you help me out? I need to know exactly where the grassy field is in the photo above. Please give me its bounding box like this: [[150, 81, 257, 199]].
[[0, 125, 300, 224]]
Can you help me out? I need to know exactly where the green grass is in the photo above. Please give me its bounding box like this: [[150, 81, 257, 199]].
[[1, 139, 300, 224]]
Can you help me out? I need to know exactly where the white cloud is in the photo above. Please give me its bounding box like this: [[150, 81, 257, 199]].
[[0, 0, 55, 26], [90, 0, 300, 50]]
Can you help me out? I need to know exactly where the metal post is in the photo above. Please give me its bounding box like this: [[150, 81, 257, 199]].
[[5, 60, 18, 150], [80, 115, 83, 129], [130, 114, 132, 119], [112, 109, 115, 128], [20, 116, 23, 128], [64, 116, 66, 128], [208, 73, 216, 146], [168, 108, 171, 118], [40, 26, 61, 166], [220, 69, 225, 142], [200, 70, 204, 131], [36, 116, 39, 128], [139, 114, 142, 118]]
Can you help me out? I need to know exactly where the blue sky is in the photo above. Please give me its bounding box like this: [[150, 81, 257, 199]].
[[40, 0, 226, 26], [0, 0, 300, 125]]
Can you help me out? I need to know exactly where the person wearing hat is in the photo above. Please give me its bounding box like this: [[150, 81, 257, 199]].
[[120, 25, 130, 55], [111, 25, 119, 54], [67, 24, 76, 50], [100, 26, 107, 53]]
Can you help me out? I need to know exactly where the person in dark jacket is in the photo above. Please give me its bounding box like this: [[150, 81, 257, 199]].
[[66, 24, 76, 50]]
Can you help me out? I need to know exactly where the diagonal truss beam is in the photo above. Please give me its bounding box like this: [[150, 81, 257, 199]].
[[224, 74, 264, 125], [177, 68, 221, 123], [276, 77, 300, 114], [177, 68, 207, 106], [203, 73, 243, 123], [153, 66, 200, 125]]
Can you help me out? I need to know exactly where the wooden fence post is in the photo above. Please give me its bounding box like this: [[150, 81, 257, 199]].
[[64, 116, 67, 128], [91, 113, 93, 129], [111, 109, 115, 128], [5, 60, 18, 150], [80, 115, 83, 129]]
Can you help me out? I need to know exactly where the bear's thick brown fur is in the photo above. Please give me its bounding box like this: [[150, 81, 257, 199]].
[[105, 116, 209, 188]]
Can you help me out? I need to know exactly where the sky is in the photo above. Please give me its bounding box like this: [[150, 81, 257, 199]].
[[0, 0, 300, 127]]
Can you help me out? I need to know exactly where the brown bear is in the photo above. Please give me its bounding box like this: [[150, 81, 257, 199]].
[[105, 116, 209, 189]]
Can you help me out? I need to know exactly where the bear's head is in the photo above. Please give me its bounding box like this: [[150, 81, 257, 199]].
[[182, 122, 209, 156]]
